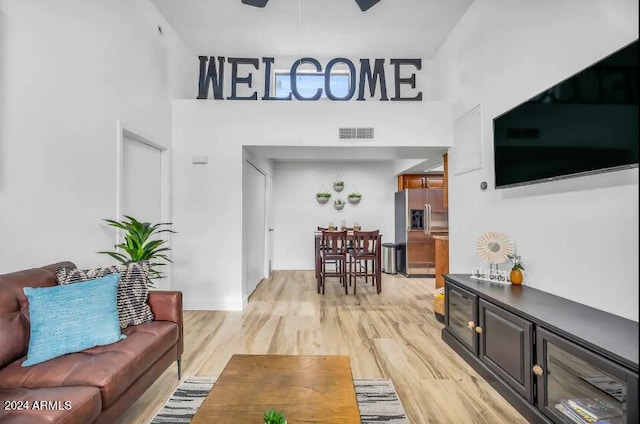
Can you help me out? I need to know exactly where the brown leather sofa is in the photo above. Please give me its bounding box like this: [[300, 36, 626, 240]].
[[0, 262, 184, 424]]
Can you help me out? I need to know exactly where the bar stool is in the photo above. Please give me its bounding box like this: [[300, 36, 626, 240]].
[[349, 230, 381, 295], [319, 230, 348, 295], [316, 227, 339, 292]]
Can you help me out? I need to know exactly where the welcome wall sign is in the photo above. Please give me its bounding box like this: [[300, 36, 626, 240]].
[[197, 56, 423, 101]]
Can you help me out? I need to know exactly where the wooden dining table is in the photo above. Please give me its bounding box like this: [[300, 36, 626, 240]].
[[314, 229, 382, 295]]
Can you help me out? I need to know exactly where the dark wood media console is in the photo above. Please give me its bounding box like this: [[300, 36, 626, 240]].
[[442, 274, 638, 424]]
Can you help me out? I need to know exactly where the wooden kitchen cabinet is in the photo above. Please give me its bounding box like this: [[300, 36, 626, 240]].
[[434, 236, 449, 289], [406, 177, 425, 189], [426, 177, 444, 188], [398, 174, 426, 190], [397, 173, 444, 191], [443, 153, 448, 208]]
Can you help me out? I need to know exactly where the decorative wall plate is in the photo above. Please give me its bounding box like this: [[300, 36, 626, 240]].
[[476, 232, 514, 264]]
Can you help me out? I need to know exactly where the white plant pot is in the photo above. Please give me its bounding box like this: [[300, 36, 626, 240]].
[[348, 197, 361, 204], [316, 197, 330, 204], [333, 183, 344, 192], [334, 202, 345, 210]]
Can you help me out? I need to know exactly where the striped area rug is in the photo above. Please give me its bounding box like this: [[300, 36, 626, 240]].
[[150, 376, 409, 423]]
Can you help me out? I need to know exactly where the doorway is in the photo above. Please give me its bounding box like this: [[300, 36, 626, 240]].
[[122, 135, 162, 222], [243, 160, 267, 301], [116, 122, 170, 287]]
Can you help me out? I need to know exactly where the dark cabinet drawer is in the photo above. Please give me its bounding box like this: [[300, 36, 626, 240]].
[[445, 283, 478, 354], [479, 299, 534, 402], [536, 327, 638, 424]]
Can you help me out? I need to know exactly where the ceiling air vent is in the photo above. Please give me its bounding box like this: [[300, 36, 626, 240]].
[[338, 127, 375, 140]]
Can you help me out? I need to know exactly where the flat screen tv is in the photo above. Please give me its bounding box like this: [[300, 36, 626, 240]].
[[493, 40, 638, 188]]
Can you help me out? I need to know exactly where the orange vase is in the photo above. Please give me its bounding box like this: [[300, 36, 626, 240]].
[[510, 268, 523, 285]]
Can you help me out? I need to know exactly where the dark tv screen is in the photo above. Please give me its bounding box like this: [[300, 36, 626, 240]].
[[493, 40, 638, 188]]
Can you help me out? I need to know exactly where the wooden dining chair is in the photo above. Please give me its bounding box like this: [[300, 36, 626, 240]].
[[319, 230, 348, 295], [315, 227, 337, 292], [315, 227, 327, 292], [349, 230, 381, 295]]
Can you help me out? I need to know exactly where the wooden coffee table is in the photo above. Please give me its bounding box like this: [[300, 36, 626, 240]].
[[191, 354, 361, 424]]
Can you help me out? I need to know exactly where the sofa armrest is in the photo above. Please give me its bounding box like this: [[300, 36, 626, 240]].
[[148, 291, 183, 357]]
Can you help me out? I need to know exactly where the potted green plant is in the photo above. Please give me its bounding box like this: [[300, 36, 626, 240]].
[[316, 192, 332, 204], [98, 215, 175, 284], [347, 192, 362, 204], [507, 254, 524, 285], [263, 408, 287, 424], [334, 198, 345, 210], [333, 178, 344, 192]]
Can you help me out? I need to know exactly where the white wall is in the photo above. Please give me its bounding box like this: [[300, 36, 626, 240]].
[[171, 99, 452, 310], [272, 161, 396, 270], [0, 0, 195, 274], [433, 0, 639, 321]]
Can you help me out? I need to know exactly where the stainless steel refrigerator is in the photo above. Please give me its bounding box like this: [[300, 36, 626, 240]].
[[395, 188, 448, 276]]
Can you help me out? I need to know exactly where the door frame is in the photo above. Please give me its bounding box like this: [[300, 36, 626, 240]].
[[243, 159, 268, 305], [115, 121, 171, 283]]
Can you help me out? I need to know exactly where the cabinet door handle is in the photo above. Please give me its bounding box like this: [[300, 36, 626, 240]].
[[532, 365, 544, 376], [467, 321, 475, 329], [475, 326, 483, 334]]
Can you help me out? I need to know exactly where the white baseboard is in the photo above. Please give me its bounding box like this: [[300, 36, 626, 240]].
[[183, 297, 243, 311]]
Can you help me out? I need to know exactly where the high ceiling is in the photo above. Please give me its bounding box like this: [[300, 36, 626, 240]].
[[151, 0, 474, 58], [151, 0, 466, 169]]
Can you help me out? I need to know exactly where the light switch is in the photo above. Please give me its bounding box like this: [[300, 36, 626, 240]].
[[192, 155, 208, 164]]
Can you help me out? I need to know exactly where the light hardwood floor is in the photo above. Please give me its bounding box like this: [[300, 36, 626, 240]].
[[116, 271, 529, 424]]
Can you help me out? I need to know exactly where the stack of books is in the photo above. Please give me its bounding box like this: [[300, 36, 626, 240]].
[[554, 398, 623, 423]]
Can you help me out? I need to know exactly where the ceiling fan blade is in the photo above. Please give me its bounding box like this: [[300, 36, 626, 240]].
[[241, 0, 380, 12], [241, 0, 270, 7], [354, 0, 381, 12]]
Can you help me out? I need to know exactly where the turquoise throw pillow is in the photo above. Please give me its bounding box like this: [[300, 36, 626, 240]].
[[22, 273, 126, 367]]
